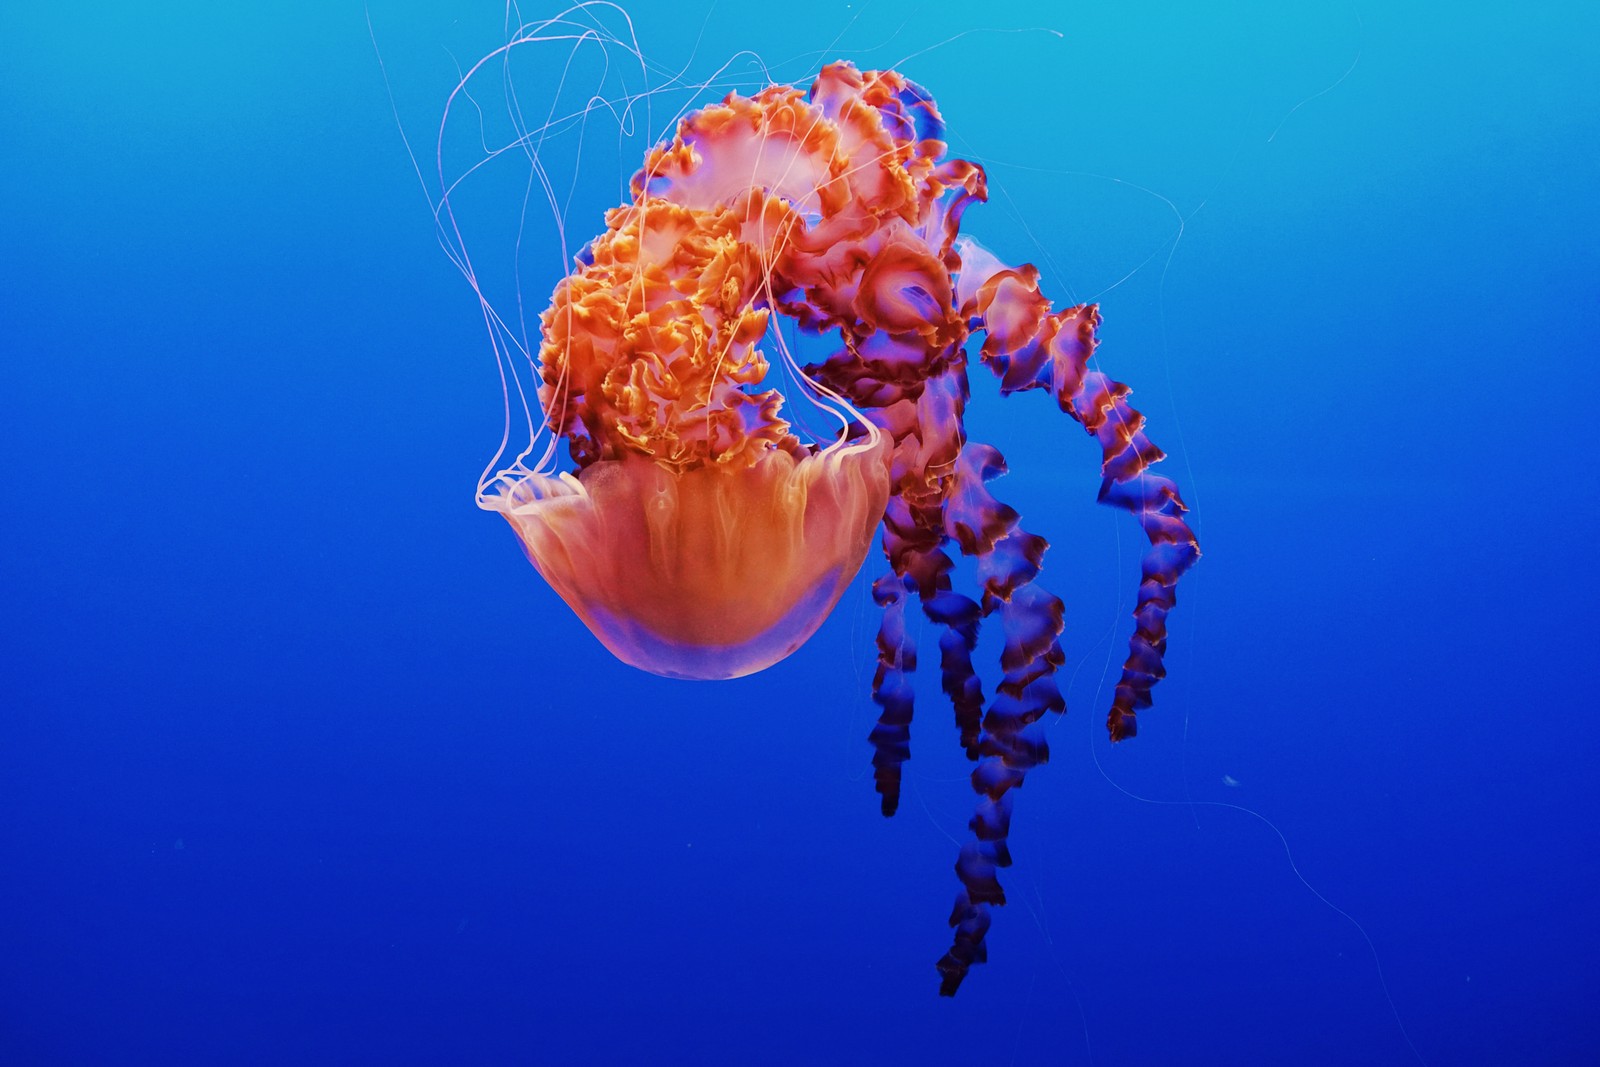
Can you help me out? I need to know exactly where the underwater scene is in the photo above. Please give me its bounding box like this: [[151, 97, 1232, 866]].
[[3, 1, 1596, 1063]]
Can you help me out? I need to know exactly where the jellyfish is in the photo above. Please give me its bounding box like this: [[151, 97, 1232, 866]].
[[456, 59, 1199, 994]]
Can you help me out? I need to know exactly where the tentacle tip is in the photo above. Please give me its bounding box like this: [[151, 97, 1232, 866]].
[[935, 953, 972, 996]]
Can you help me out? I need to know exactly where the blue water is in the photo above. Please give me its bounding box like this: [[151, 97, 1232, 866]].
[[4, 2, 1596, 1063]]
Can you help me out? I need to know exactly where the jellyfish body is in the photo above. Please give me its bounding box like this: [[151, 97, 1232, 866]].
[[489, 435, 889, 679], [474, 62, 1199, 992]]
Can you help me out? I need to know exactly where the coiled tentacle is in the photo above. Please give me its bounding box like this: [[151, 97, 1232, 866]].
[[935, 442, 1066, 994], [960, 260, 1200, 740]]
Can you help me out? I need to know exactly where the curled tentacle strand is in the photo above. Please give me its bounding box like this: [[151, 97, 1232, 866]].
[[960, 257, 1200, 740]]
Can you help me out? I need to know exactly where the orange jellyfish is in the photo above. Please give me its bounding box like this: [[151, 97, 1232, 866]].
[[447, 57, 1199, 993]]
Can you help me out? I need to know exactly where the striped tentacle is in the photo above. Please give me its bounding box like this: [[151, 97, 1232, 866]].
[[935, 442, 1066, 994], [963, 262, 1199, 741]]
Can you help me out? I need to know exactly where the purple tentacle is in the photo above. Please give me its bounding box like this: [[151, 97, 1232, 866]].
[[933, 441, 1066, 994], [963, 267, 1200, 740], [868, 572, 917, 816], [869, 490, 989, 816]]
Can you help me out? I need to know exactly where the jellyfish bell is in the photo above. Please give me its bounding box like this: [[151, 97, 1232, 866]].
[[444, 46, 946, 681], [479, 426, 889, 680], [472, 184, 894, 681]]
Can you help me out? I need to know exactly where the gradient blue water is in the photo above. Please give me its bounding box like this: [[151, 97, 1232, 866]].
[[3, 2, 1596, 1063]]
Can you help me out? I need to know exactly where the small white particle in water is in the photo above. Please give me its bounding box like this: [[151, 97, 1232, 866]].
[[1221, 775, 1239, 787]]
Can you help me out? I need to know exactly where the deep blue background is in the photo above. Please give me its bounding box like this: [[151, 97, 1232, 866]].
[[3, 2, 1596, 1063]]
